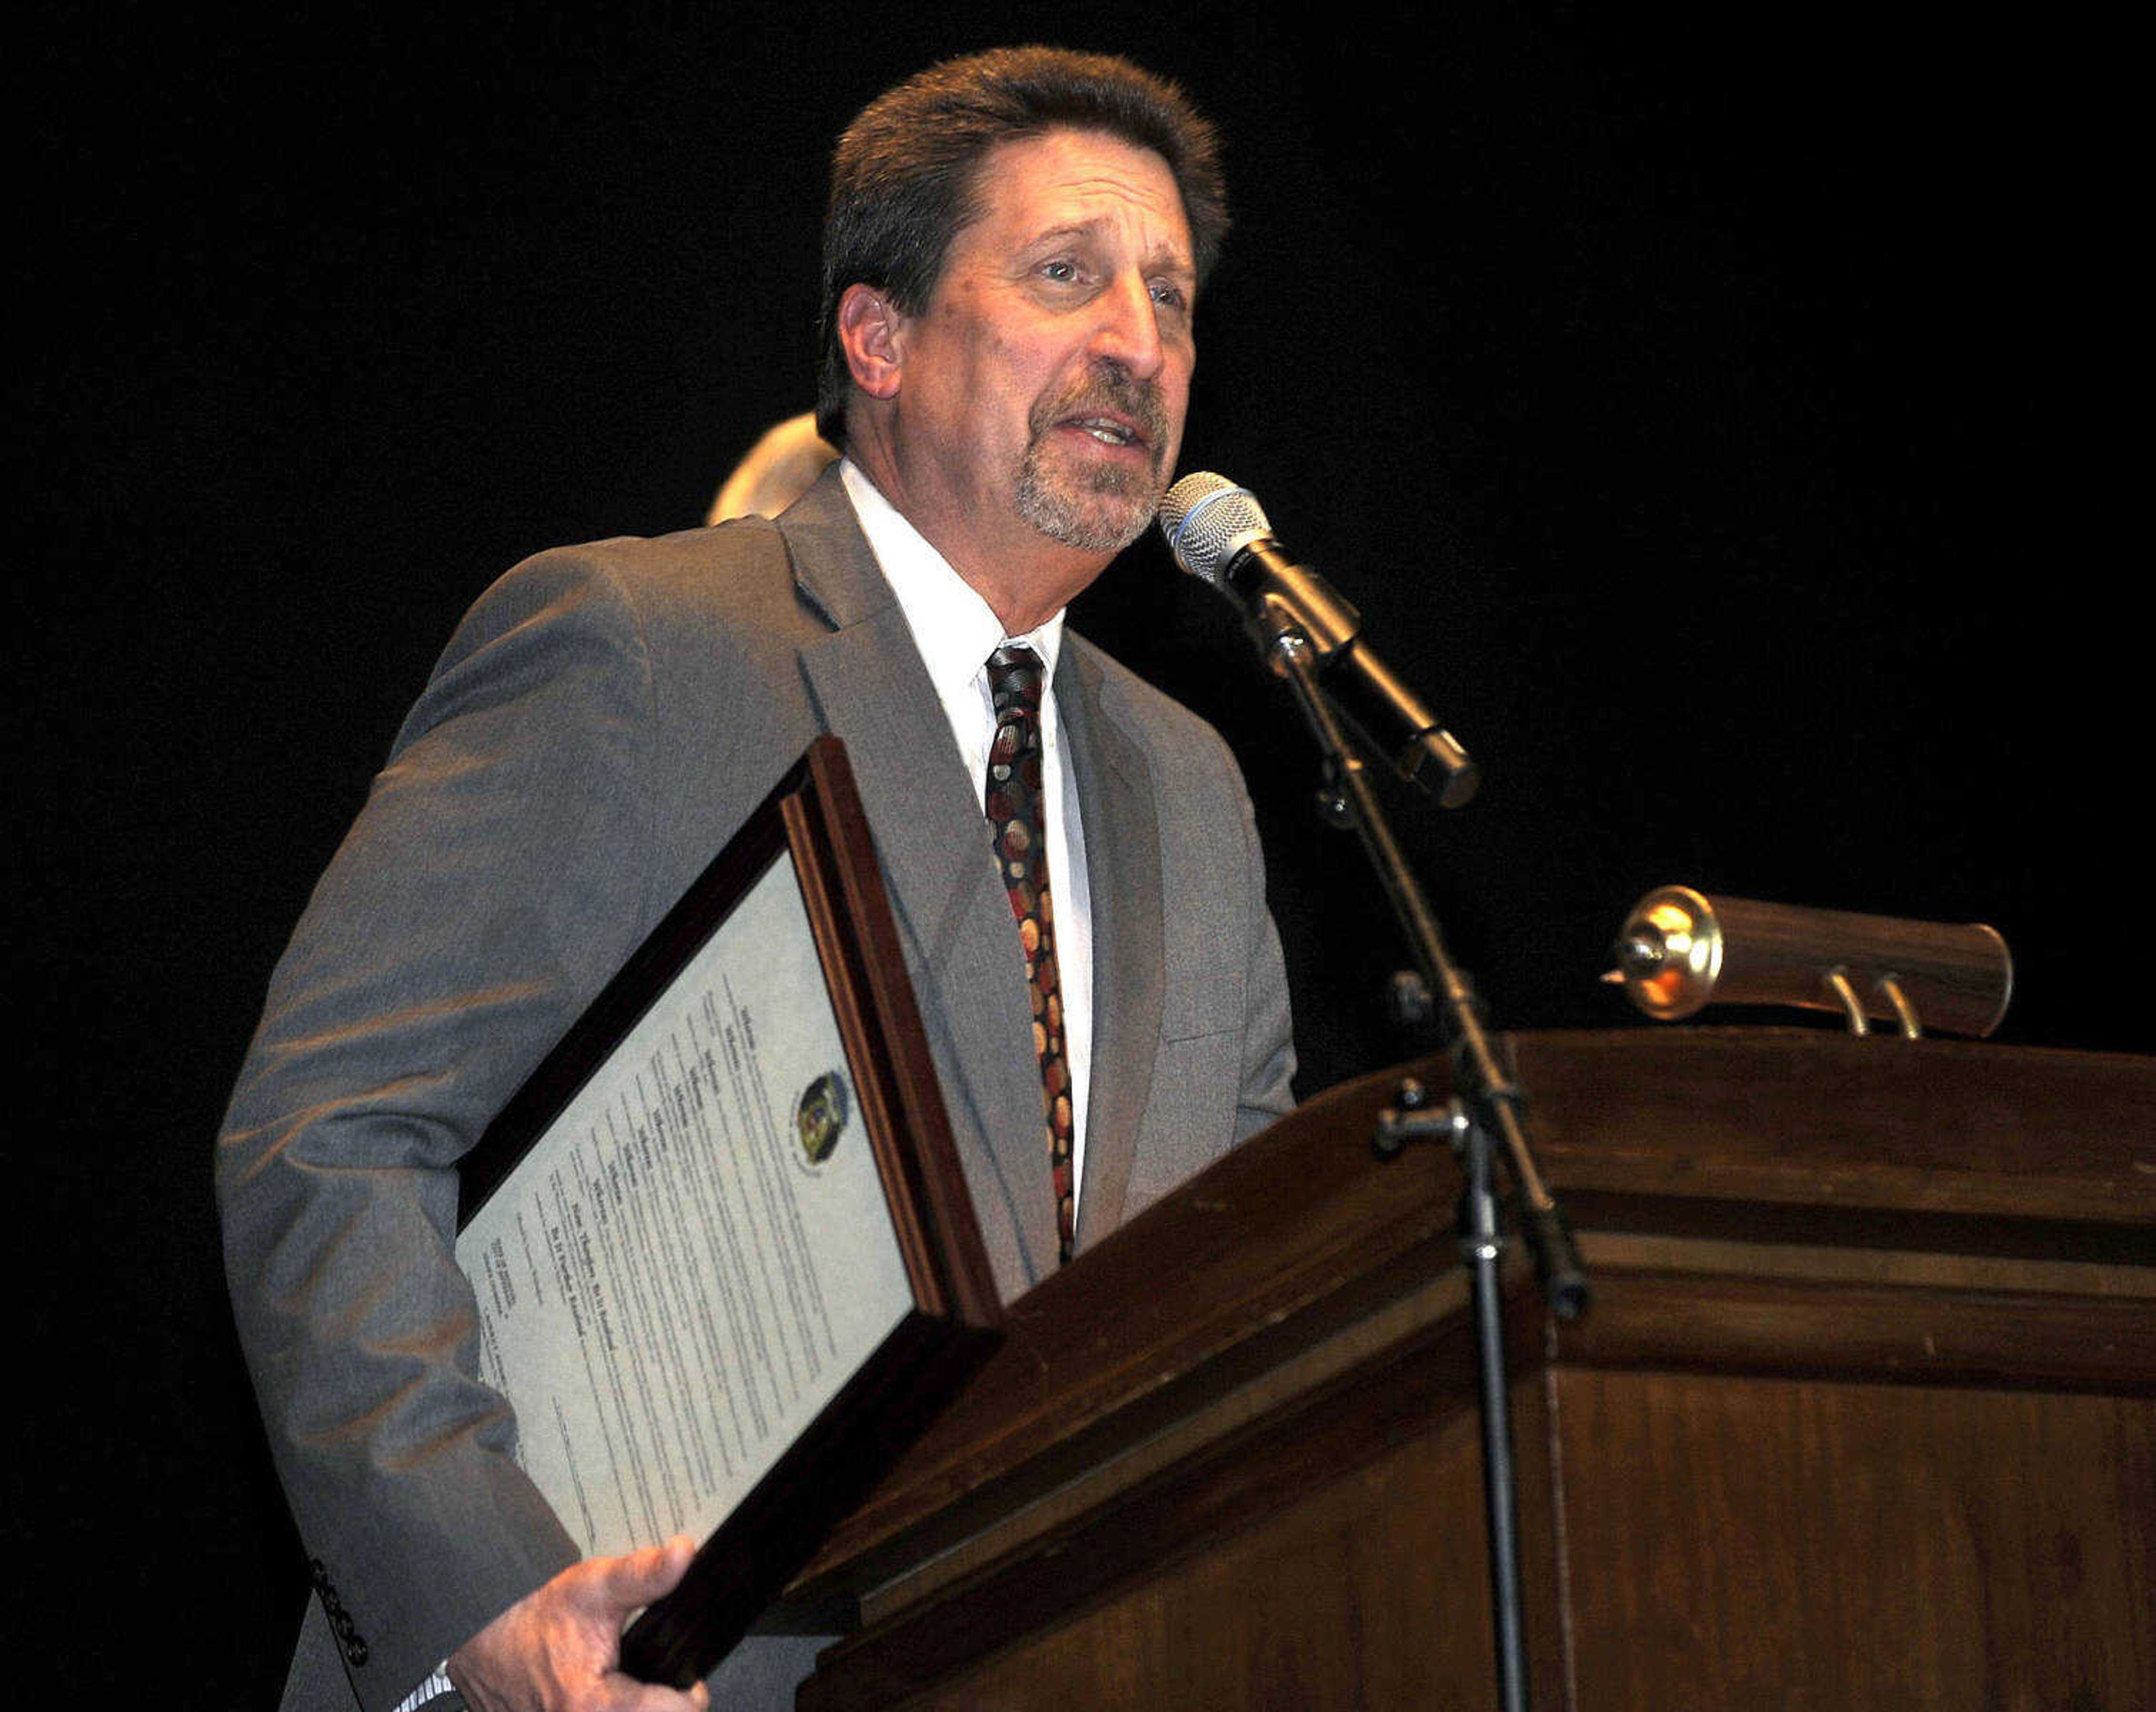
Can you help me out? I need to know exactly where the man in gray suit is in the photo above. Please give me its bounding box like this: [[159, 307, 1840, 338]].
[[218, 45, 1295, 1712]]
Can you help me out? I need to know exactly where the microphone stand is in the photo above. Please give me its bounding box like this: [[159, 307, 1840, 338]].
[[1249, 593, 1589, 1712]]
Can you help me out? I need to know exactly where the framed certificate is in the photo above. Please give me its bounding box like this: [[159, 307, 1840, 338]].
[[455, 736, 1003, 1686]]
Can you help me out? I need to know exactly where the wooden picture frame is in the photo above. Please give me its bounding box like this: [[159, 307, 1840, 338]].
[[456, 735, 1003, 1686]]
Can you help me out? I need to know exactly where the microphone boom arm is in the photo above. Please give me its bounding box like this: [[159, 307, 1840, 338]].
[[1260, 611, 1589, 1319]]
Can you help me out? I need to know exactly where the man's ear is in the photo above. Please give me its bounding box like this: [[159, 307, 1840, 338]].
[[837, 284, 905, 401]]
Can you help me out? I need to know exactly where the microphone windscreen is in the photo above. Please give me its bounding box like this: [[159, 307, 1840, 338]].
[[1159, 471, 1272, 585]]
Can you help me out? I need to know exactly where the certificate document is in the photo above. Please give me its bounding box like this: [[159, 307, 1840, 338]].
[[456, 854, 913, 1560]]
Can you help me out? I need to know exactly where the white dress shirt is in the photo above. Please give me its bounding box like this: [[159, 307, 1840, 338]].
[[838, 459, 1094, 1200]]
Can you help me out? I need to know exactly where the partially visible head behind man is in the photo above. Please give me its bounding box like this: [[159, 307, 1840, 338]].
[[707, 412, 838, 524], [816, 45, 1227, 447]]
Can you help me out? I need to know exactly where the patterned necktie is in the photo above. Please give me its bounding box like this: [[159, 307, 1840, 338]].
[[983, 644, 1075, 1265]]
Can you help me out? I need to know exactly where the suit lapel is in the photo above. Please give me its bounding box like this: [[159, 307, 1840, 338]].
[[1059, 640, 1165, 1250], [779, 472, 1058, 1290]]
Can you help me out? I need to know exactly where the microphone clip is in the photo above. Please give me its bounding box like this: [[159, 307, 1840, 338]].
[[1234, 543, 1362, 674]]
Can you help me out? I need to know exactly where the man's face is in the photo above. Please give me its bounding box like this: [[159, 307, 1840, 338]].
[[886, 128, 1197, 578]]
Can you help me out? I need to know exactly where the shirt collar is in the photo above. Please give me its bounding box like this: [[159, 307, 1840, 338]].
[[839, 458, 1066, 701]]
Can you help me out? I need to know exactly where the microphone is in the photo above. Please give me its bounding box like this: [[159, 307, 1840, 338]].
[[1159, 472, 1479, 807]]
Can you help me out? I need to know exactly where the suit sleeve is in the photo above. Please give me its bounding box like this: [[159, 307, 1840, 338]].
[[215, 551, 668, 1711], [1230, 764, 1298, 1141]]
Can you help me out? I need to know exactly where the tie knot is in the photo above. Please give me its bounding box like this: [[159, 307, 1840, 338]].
[[986, 644, 1046, 720]]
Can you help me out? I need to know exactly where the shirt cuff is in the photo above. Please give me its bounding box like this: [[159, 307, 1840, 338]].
[[390, 1660, 458, 1711]]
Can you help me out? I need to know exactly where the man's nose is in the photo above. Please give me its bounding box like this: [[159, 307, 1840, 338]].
[[1088, 274, 1166, 380]]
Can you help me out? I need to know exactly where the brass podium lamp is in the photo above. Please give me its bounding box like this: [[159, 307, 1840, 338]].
[[1607, 885, 2014, 1038]]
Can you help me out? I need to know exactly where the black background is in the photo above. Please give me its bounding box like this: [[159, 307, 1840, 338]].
[[19, 6, 2136, 1700]]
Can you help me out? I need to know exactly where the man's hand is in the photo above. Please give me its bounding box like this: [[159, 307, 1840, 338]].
[[447, 1536, 711, 1712]]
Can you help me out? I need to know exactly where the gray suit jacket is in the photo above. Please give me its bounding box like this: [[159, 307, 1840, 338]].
[[218, 468, 1296, 1710]]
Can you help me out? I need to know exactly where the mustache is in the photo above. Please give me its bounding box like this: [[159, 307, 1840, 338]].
[[1031, 369, 1171, 451]]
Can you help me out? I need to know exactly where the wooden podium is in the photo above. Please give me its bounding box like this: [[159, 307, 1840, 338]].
[[788, 1030, 2155, 1709]]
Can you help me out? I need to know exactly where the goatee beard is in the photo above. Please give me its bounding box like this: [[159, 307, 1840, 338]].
[[1016, 371, 1170, 555]]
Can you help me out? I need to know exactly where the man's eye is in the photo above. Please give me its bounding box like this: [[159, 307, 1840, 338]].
[[1151, 282, 1189, 312], [1040, 259, 1080, 283]]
